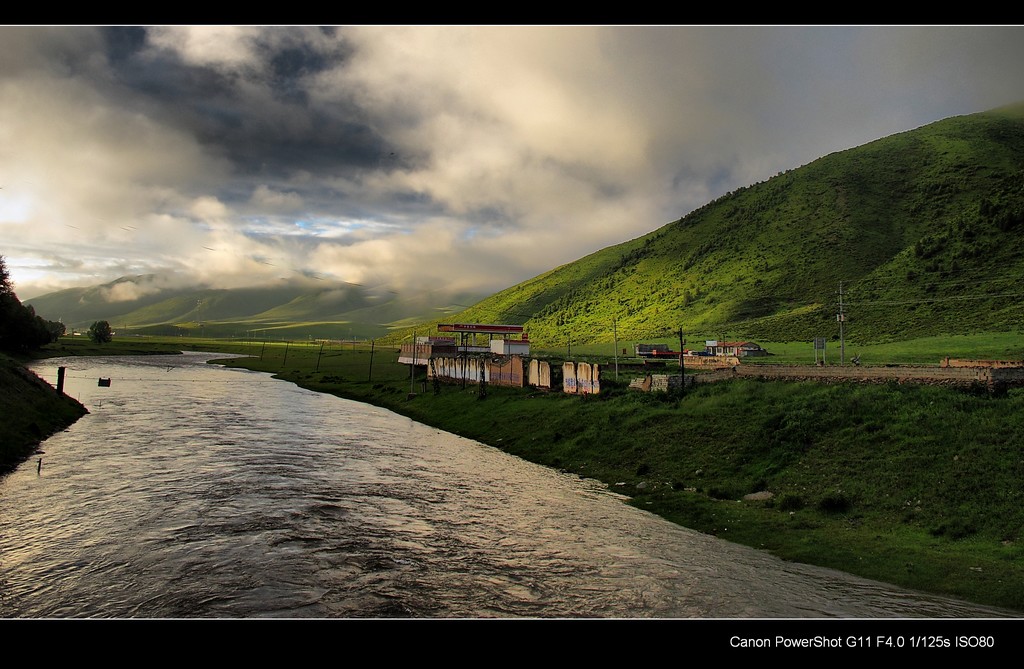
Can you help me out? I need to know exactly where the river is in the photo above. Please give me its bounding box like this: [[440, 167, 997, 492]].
[[0, 352, 1013, 618]]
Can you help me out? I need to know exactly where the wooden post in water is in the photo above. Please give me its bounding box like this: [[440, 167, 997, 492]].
[[57, 366, 66, 395]]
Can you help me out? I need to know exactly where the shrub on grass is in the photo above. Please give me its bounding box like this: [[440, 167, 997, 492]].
[[707, 485, 739, 500], [778, 493, 806, 511], [749, 478, 768, 493], [929, 518, 979, 540], [817, 491, 853, 514]]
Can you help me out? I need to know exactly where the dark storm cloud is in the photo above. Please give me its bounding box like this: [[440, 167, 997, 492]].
[[98, 27, 389, 182]]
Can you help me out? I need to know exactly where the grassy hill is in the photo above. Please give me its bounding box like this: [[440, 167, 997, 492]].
[[398, 103, 1024, 347], [26, 276, 488, 342]]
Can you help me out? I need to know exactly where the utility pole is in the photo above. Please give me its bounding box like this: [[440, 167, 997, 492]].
[[838, 281, 846, 365], [678, 327, 685, 396], [409, 331, 417, 396], [613, 317, 619, 381]]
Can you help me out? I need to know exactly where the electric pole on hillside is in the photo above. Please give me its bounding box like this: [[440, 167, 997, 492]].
[[409, 330, 417, 396], [613, 317, 619, 381], [837, 281, 846, 365], [678, 327, 686, 396]]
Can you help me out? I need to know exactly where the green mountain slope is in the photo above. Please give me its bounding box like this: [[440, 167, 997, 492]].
[[419, 103, 1024, 346], [26, 275, 489, 341]]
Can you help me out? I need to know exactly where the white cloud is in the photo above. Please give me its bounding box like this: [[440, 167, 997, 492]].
[[145, 26, 265, 72], [189, 196, 230, 221]]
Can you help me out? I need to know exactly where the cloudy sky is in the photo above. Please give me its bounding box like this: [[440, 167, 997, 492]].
[[3, 25, 1024, 300]]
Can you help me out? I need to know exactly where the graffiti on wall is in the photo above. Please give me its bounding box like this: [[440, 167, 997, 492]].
[[562, 362, 600, 394], [528, 359, 552, 389], [426, 356, 597, 393], [428, 355, 525, 387]]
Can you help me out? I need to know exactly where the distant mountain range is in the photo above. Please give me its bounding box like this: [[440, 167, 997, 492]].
[[26, 274, 487, 341], [407, 103, 1024, 346]]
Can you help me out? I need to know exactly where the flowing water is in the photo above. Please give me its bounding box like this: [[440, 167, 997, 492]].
[[0, 352, 1013, 618]]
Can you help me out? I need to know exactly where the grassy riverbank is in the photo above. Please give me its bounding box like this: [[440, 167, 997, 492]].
[[26, 335, 1024, 613], [0, 353, 88, 474]]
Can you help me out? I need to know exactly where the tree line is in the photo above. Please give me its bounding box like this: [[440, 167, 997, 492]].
[[0, 255, 66, 352]]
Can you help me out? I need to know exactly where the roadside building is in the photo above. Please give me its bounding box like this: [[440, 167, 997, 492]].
[[704, 340, 768, 357], [398, 336, 458, 366]]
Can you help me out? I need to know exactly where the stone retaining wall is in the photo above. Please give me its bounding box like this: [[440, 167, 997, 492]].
[[629, 362, 1024, 392], [941, 357, 1024, 369], [628, 374, 695, 392], [701, 363, 1024, 388], [683, 355, 740, 369]]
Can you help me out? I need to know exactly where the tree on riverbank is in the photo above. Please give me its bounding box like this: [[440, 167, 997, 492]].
[[0, 255, 64, 352], [88, 320, 113, 344]]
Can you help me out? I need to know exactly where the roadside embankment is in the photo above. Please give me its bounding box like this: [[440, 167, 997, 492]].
[[0, 354, 88, 474], [696, 362, 1024, 389]]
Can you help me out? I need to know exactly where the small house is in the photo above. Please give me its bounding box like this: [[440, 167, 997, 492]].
[[490, 338, 530, 356], [704, 340, 767, 357]]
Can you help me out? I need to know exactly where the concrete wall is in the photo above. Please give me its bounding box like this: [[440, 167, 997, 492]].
[[427, 356, 601, 393], [430, 355, 486, 383], [428, 355, 525, 387], [562, 361, 601, 394], [578, 362, 600, 394], [528, 359, 552, 389], [563, 362, 578, 394], [489, 356, 525, 387]]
